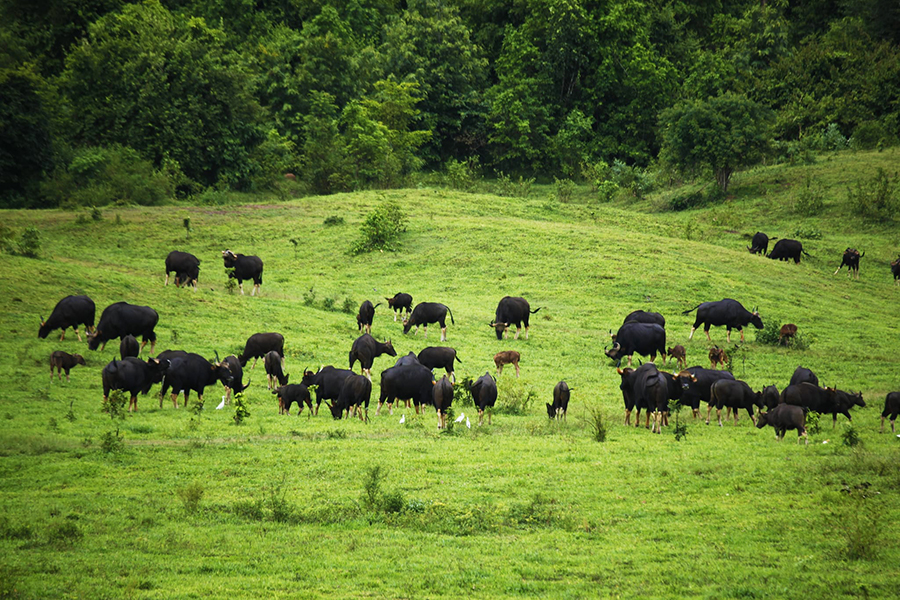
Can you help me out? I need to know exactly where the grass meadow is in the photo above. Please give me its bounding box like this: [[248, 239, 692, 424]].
[[1, 149, 899, 598]]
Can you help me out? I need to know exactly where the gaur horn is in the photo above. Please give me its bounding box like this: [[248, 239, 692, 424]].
[[214, 350, 220, 363], [40, 315, 45, 325], [616, 367, 624, 374]]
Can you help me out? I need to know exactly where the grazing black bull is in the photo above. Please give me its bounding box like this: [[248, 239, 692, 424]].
[[302, 366, 355, 416], [403, 302, 455, 341], [606, 322, 666, 366], [756, 404, 808, 444], [469, 372, 498, 425], [708, 379, 763, 426], [780, 382, 865, 427], [377, 361, 434, 416], [673, 367, 735, 419], [325, 374, 372, 421], [834, 248, 864, 280], [120, 335, 139, 360], [274, 383, 312, 416], [385, 293, 413, 322], [165, 251, 200, 289], [547, 381, 571, 421], [39, 295, 96, 342], [50, 350, 85, 382], [881, 392, 900, 433], [88, 302, 159, 354], [892, 256, 900, 285], [101, 357, 169, 412], [356, 300, 381, 334], [222, 249, 264, 296], [264, 350, 289, 389], [683, 298, 762, 343], [349, 334, 396, 380], [747, 232, 773, 255], [767, 238, 810, 264], [490, 296, 543, 340], [432, 375, 454, 429], [222, 354, 251, 402], [417, 346, 461, 383], [239, 332, 284, 369], [617, 363, 669, 433], [789, 365, 819, 387], [160, 352, 233, 409], [622, 310, 665, 327]]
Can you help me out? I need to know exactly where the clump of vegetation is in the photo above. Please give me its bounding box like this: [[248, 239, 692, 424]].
[[224, 268, 236, 294], [232, 394, 250, 425], [851, 121, 895, 151], [350, 199, 407, 255], [507, 494, 569, 529], [842, 424, 862, 448], [323, 215, 344, 226], [669, 399, 689, 441], [176, 482, 205, 515], [15, 226, 41, 258], [793, 175, 825, 216], [832, 482, 882, 560], [554, 177, 575, 203], [847, 168, 898, 221], [99, 428, 124, 453], [496, 380, 536, 415], [0, 516, 33, 541], [361, 465, 405, 514], [341, 297, 356, 314], [445, 157, 480, 192], [806, 412, 821, 436], [582, 404, 608, 442], [46, 520, 83, 546], [101, 390, 127, 421], [182, 217, 192, 237], [818, 123, 849, 151]]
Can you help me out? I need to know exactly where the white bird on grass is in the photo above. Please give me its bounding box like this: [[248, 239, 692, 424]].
[[455, 412, 465, 423], [399, 414, 406, 424], [216, 396, 226, 410], [465, 417, 471, 429]]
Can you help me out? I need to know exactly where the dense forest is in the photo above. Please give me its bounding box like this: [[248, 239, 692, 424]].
[[1, 0, 898, 207]]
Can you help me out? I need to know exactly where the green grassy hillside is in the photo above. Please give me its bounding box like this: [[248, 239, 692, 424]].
[[1, 150, 899, 599]]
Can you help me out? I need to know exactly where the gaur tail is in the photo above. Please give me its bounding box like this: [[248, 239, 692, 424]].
[[447, 307, 455, 325], [681, 304, 701, 316], [802, 250, 813, 258], [455, 353, 462, 363], [530, 307, 544, 314]]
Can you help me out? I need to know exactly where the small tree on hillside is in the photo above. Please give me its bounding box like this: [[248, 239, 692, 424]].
[[659, 93, 773, 193]]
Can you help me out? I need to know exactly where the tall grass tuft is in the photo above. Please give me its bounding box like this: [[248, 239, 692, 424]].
[[582, 404, 608, 442]]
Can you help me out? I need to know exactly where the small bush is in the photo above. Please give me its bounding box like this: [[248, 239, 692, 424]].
[[597, 180, 619, 203], [101, 390, 128, 420], [445, 157, 480, 192], [554, 177, 575, 203], [496, 380, 536, 415], [233, 498, 265, 521], [851, 121, 894, 151], [0, 224, 15, 253], [842, 424, 862, 448], [322, 297, 336, 312], [302, 287, 317, 306], [494, 171, 515, 197], [819, 123, 849, 151], [176, 482, 205, 514], [669, 189, 706, 211], [15, 226, 41, 258], [790, 227, 822, 239], [99, 429, 124, 453], [224, 269, 237, 294], [847, 168, 898, 221], [233, 394, 250, 425], [755, 319, 782, 346], [350, 199, 408, 255], [324, 215, 345, 226], [0, 516, 33, 540], [341, 297, 356, 314], [834, 482, 882, 560], [793, 175, 825, 216], [805, 412, 821, 436], [581, 404, 608, 442]]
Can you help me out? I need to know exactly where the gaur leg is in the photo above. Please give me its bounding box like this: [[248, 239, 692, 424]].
[[488, 408, 492, 425], [440, 327, 446, 342], [65, 368, 71, 382], [239, 282, 245, 295], [478, 409, 484, 426], [705, 326, 712, 342], [171, 392, 180, 409], [74, 327, 82, 342], [514, 362, 520, 378], [514, 326, 520, 340], [624, 409, 631, 426], [525, 326, 529, 340]]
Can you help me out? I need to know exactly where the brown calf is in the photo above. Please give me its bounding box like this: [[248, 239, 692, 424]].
[[494, 350, 521, 378], [708, 346, 728, 370], [667, 345, 686, 370], [50, 350, 86, 382], [779, 323, 798, 345]]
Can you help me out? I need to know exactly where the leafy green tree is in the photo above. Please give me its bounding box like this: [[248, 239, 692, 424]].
[[379, 1, 488, 163], [60, 1, 265, 190], [659, 93, 773, 193], [300, 92, 350, 195], [0, 62, 55, 207]]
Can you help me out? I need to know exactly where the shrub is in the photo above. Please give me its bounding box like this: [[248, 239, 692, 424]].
[[793, 175, 825, 216], [819, 123, 849, 151], [806, 412, 821, 436], [177, 482, 205, 514], [554, 177, 575, 203], [833, 482, 882, 560], [496, 380, 536, 415], [341, 297, 356, 314], [360, 465, 405, 514], [847, 168, 898, 221], [233, 394, 250, 425], [350, 200, 408, 255], [842, 424, 862, 448], [46, 520, 83, 545], [15, 226, 40, 258], [324, 215, 345, 226], [445, 157, 480, 192], [851, 121, 895, 151], [99, 429, 124, 453], [101, 390, 128, 421], [581, 404, 608, 442], [597, 180, 620, 203], [754, 319, 782, 346]]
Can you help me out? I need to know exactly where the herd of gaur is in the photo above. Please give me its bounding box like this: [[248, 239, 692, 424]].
[[37, 246, 900, 437]]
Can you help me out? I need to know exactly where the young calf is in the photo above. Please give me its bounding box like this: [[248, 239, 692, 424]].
[[666, 345, 686, 370], [547, 380, 571, 420], [778, 324, 798, 345], [494, 350, 521, 377], [756, 404, 808, 444], [50, 350, 86, 382], [264, 350, 289, 390], [273, 383, 312, 416], [708, 346, 727, 370]]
